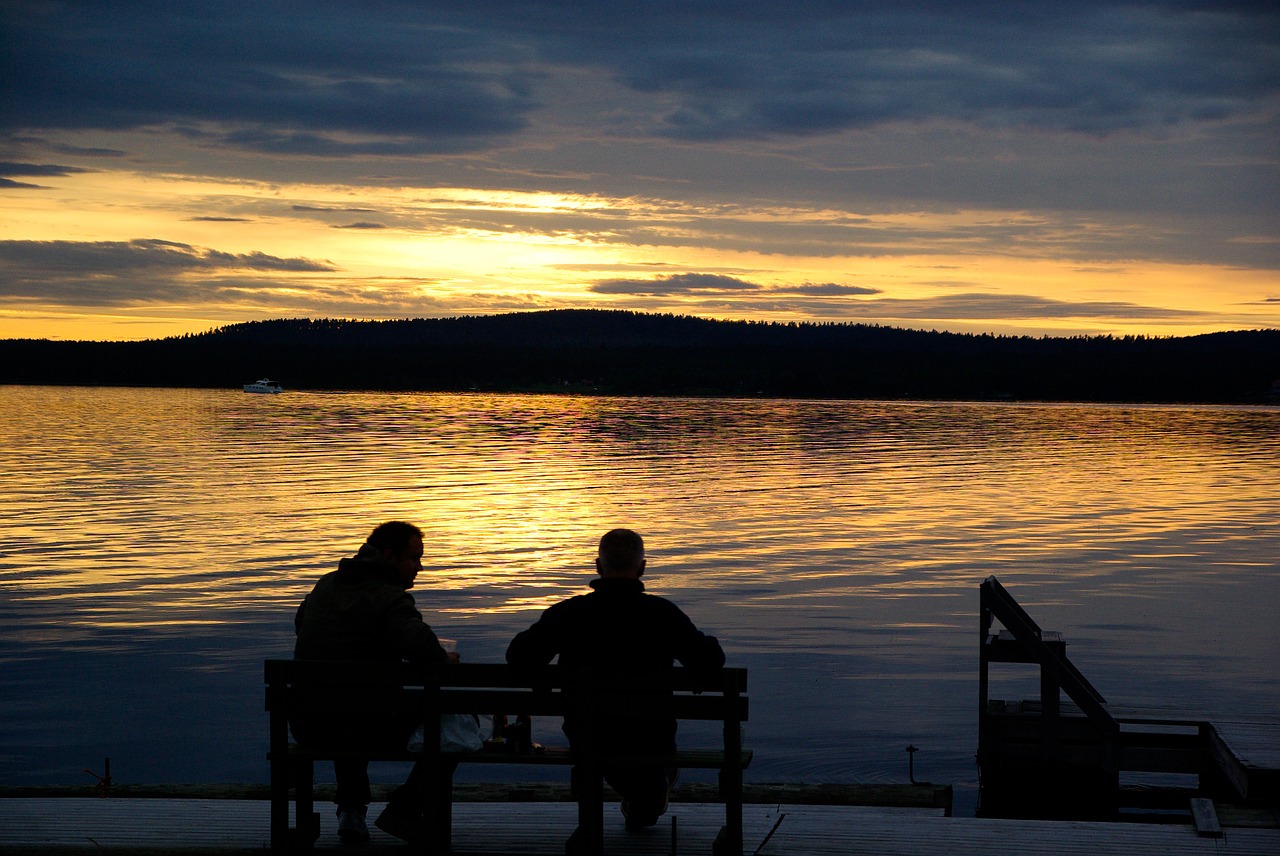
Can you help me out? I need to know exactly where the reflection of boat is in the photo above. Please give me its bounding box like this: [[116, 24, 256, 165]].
[[243, 378, 284, 394]]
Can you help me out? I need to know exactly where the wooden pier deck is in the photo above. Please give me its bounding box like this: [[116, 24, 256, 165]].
[[2, 797, 1277, 855]]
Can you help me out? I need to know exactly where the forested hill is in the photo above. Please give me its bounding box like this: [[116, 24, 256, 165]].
[[3, 310, 1278, 403]]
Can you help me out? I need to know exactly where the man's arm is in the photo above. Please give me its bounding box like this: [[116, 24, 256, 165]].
[[669, 604, 726, 671], [506, 607, 562, 666], [385, 594, 451, 664], [678, 630, 725, 671]]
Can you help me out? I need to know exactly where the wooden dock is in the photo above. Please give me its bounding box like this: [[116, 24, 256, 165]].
[[1, 797, 1277, 855], [978, 576, 1280, 821]]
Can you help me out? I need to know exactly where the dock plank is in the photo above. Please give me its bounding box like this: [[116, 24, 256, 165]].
[[1, 799, 1277, 855], [1191, 797, 1224, 837], [1211, 718, 1280, 801], [1214, 718, 1280, 770], [755, 806, 1279, 856]]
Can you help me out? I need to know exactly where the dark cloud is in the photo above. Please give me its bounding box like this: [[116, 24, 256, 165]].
[[590, 273, 883, 298], [605, 291, 1207, 324], [546, 2, 1280, 140], [1, 1, 1274, 155], [585, 282, 1196, 322], [0, 161, 90, 188], [8, 137, 127, 157], [333, 222, 388, 230], [553, 262, 682, 272], [1, 2, 534, 155], [293, 205, 378, 213], [189, 216, 251, 222], [857, 292, 1204, 321], [0, 240, 337, 309], [0, 236, 335, 277], [786, 282, 881, 296], [45, 143, 127, 158], [591, 272, 762, 295], [0, 161, 91, 177]]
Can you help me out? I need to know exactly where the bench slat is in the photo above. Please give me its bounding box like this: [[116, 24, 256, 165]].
[[272, 744, 753, 769], [267, 660, 746, 694], [270, 688, 747, 722]]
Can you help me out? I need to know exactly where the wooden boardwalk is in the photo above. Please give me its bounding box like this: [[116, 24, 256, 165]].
[[2, 798, 1277, 855], [1213, 717, 1280, 801]]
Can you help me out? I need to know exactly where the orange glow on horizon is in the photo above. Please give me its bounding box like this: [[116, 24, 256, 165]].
[[2, 169, 1277, 341]]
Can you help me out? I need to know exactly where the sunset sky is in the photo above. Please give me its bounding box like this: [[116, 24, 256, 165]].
[[2, 1, 1277, 341]]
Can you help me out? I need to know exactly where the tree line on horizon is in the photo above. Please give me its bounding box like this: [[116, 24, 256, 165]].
[[2, 310, 1277, 403]]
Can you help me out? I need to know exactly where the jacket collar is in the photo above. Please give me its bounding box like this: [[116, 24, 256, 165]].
[[588, 576, 645, 594]]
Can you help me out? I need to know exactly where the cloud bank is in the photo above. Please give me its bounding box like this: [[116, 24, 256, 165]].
[[0, 239, 335, 305], [4, 2, 1275, 151], [0, 2, 1276, 338]]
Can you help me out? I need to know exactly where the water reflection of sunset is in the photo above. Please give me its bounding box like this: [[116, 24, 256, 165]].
[[2, 386, 1277, 792]]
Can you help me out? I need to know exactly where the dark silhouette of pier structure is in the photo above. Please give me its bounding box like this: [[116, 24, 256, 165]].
[[978, 576, 1277, 828]]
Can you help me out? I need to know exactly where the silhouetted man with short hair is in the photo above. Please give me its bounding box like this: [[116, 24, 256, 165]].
[[506, 528, 726, 831]]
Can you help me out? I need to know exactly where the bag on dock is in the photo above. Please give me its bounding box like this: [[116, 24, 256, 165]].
[[408, 714, 485, 753]]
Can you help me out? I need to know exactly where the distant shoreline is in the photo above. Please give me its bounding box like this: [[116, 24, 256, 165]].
[[4, 381, 1279, 409], [3, 310, 1277, 405]]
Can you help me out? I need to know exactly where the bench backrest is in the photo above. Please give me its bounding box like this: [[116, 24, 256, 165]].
[[265, 660, 748, 725]]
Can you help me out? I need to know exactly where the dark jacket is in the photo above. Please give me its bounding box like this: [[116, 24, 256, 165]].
[[294, 544, 448, 665], [291, 545, 449, 749], [505, 577, 725, 752]]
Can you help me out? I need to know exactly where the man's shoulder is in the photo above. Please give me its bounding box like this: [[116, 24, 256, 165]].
[[308, 565, 413, 606], [639, 590, 693, 614], [602, 588, 703, 628], [303, 568, 342, 596], [547, 590, 593, 613]]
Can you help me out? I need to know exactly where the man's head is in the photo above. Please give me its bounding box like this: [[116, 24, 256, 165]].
[[596, 528, 646, 579], [367, 521, 424, 588]]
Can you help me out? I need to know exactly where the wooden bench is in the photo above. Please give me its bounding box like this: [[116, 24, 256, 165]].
[[265, 660, 750, 855]]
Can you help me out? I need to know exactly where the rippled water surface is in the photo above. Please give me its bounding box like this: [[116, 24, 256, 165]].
[[2, 387, 1277, 811]]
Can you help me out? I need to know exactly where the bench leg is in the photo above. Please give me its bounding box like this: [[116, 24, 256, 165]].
[[568, 764, 604, 856], [269, 755, 290, 853], [269, 756, 318, 853], [423, 761, 454, 854], [295, 758, 319, 848], [715, 766, 744, 856], [713, 825, 735, 856]]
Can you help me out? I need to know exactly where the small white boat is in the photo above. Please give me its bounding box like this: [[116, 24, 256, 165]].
[[243, 378, 284, 394]]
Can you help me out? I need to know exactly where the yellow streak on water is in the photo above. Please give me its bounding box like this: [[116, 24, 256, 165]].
[[1, 387, 1276, 676]]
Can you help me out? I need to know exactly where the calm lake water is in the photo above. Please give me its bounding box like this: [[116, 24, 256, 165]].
[[1, 386, 1277, 814]]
